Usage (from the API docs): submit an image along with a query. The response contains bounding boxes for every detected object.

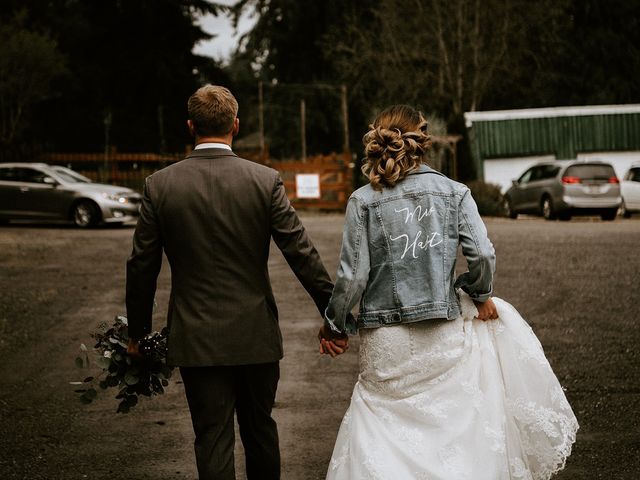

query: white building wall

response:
[483,156,555,193]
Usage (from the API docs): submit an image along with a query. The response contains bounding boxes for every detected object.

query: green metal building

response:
[464,105,640,191]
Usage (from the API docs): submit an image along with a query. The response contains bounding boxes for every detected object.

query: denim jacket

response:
[325,164,495,335]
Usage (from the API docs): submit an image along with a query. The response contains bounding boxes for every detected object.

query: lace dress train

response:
[326,293,578,480]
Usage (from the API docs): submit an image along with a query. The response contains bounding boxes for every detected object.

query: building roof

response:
[465,104,640,127]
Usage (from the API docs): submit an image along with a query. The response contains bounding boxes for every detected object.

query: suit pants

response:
[180,362,280,480]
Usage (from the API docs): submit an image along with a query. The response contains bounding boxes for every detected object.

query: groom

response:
[125,85,347,479]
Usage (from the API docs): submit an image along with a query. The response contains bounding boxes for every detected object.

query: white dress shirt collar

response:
[194,142,232,151]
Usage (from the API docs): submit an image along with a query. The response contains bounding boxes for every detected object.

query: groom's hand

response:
[127,338,143,358]
[320,337,348,357]
[318,325,349,358]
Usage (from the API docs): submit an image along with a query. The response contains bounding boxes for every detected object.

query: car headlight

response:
[102,192,130,203]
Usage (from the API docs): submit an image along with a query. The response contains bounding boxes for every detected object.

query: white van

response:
[621,163,640,218]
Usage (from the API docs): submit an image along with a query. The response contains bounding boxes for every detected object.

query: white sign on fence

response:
[295,174,321,199]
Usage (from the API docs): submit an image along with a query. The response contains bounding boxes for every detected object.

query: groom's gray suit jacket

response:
[126,147,334,367]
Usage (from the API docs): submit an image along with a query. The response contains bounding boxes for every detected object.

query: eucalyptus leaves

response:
[71,315,174,413]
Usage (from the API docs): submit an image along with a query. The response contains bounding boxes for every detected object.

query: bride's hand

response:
[318,325,349,357]
[473,298,498,320]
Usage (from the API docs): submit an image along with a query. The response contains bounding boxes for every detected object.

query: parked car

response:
[620,163,640,218]
[0,163,141,227]
[503,160,621,221]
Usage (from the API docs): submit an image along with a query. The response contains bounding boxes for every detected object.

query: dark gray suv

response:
[504,160,621,221]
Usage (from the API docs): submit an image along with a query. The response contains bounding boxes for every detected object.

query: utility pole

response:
[300,98,306,162]
[103,108,112,183]
[157,104,167,168]
[258,81,265,161]
[340,84,349,154]
[258,81,348,160]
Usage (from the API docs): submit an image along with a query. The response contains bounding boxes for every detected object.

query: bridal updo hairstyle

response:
[362,105,432,190]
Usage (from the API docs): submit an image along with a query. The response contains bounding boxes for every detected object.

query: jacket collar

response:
[408,163,445,177]
[185,147,238,160]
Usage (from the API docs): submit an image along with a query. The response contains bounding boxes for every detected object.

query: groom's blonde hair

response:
[188,85,238,137]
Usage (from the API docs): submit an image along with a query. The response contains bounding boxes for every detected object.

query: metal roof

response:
[464,104,640,127]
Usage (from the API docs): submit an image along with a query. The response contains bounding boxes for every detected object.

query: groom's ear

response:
[232,117,240,137]
[187,119,195,137]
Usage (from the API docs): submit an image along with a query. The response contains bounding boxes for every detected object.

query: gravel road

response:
[0,215,638,479]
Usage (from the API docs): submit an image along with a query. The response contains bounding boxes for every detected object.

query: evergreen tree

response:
[0,0,227,153]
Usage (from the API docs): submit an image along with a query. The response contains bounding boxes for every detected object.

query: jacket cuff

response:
[324,307,344,335]
[467,288,492,303]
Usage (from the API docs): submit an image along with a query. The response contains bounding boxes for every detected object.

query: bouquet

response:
[71,315,174,413]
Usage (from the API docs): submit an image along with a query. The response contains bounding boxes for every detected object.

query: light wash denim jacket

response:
[325,164,496,335]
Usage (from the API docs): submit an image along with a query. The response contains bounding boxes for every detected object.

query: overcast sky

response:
[193,4,256,62]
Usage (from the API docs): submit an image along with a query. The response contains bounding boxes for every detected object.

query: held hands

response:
[318,324,349,358]
[473,297,499,320]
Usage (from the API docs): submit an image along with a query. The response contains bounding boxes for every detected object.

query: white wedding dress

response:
[326,293,578,480]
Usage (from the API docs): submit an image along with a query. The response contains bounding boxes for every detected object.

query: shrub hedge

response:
[466,180,505,217]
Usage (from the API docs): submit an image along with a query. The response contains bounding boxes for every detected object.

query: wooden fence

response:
[39,150,354,211]
[267,153,353,210]
[42,151,183,191]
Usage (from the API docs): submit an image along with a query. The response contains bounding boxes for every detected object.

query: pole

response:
[340,84,349,154]
[103,108,112,183]
[157,104,166,154]
[157,104,167,168]
[258,81,265,161]
[300,98,306,162]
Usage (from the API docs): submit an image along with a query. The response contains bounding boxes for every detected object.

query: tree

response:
[226,0,374,158]
[553,0,640,106]
[0,0,228,153]
[325,0,568,118]
[0,12,66,147]
[315,0,571,179]
[228,0,569,160]
[225,0,640,177]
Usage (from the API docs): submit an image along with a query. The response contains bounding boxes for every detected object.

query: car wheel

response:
[620,201,631,218]
[600,209,617,221]
[504,198,517,219]
[541,196,556,220]
[73,201,100,227]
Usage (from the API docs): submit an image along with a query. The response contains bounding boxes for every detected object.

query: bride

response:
[317,105,578,479]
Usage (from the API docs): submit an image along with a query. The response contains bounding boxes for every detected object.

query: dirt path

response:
[0,216,639,479]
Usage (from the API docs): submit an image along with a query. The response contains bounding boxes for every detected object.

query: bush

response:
[467,180,505,217]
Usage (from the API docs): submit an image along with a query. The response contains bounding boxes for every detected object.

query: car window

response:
[541,165,560,180]
[518,169,533,184]
[0,167,17,181]
[529,167,544,182]
[629,168,640,182]
[564,164,615,180]
[527,165,557,182]
[13,168,48,183]
[52,166,91,183]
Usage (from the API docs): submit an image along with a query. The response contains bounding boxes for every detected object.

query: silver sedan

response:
[0,163,141,227]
